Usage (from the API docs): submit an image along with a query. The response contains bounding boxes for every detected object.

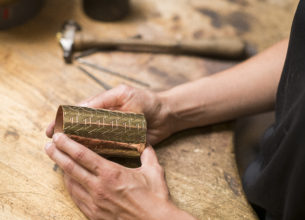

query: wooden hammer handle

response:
[74,34,246,59]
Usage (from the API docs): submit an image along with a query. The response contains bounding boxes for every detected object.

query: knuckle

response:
[55,133,68,146]
[93,187,105,201]
[100,169,111,179]
[46,144,55,158]
[119,84,135,96]
[97,192,111,202]
[92,184,112,202]
[63,161,74,174]
[103,169,123,185]
[92,164,101,175]
[74,149,85,161]
[81,175,92,187]
[113,169,123,182]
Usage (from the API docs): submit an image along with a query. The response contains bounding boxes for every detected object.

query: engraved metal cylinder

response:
[54,105,147,158]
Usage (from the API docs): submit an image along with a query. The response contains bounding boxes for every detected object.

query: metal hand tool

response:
[77,65,112,90]
[58,20,247,63]
[77,58,150,87]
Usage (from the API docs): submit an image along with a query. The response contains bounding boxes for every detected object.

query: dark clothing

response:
[242,1,305,219]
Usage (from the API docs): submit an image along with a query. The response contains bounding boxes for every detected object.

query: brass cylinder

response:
[54,105,147,158]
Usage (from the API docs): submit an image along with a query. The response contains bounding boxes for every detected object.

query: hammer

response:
[58,20,247,63]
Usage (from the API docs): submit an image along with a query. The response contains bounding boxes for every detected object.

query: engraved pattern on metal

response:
[61,105,147,144]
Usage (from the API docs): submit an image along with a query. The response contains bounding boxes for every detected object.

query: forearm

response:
[159,39,288,132]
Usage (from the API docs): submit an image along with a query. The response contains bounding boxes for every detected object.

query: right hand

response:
[46,84,174,145]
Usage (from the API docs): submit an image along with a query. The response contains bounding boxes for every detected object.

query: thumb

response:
[141,145,159,167]
[46,120,55,138]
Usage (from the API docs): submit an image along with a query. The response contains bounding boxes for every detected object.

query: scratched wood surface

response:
[0,0,298,219]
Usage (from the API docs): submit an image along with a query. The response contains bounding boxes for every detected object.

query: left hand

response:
[46,85,176,146]
[45,133,191,220]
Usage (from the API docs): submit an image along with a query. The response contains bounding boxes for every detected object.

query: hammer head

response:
[59,20,81,63]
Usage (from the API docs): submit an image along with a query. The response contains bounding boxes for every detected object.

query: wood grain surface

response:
[0,0,298,219]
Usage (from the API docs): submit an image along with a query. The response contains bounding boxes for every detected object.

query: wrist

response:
[157,90,180,135]
[158,79,211,133]
[155,200,197,220]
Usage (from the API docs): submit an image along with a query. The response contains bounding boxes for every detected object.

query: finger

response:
[78,97,95,107]
[69,190,92,219]
[83,85,128,109]
[45,142,95,188]
[53,133,113,174]
[140,146,168,197]
[140,145,160,167]
[46,121,55,138]
[74,199,92,219]
[64,174,106,220]
[64,174,92,205]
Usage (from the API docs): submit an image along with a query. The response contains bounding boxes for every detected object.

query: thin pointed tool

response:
[77,65,112,90]
[77,58,150,88]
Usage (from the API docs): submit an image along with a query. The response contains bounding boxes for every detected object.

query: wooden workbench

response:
[0,0,298,219]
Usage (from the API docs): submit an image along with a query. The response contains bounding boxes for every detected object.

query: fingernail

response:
[45,142,52,152]
[79,102,89,107]
[52,133,61,142]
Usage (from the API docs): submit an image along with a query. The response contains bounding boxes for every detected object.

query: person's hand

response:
[46,84,174,145]
[45,133,195,220]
